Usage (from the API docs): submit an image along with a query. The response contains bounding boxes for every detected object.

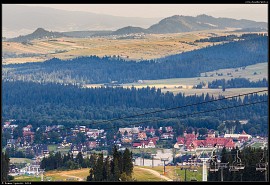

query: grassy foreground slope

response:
[12,166,203,181]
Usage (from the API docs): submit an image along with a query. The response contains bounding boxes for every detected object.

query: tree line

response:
[208,78,268,89]
[40,151,93,171]
[195,33,266,43]
[39,146,134,181]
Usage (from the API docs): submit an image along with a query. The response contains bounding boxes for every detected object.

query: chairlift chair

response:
[235,163,245,170]
[234,150,245,170]
[256,152,267,172]
[256,163,267,172]
[229,165,239,172]
[209,155,219,172]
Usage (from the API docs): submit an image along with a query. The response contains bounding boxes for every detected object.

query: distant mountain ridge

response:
[3,4,160,38]
[7,14,268,41]
[114,14,267,35]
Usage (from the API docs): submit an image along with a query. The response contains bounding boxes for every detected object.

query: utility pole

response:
[219,163,229,182]
[202,158,208,181]
[142,148,144,166]
[161,158,169,175]
[151,154,156,168]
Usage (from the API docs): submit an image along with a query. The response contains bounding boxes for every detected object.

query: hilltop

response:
[8,28,67,42]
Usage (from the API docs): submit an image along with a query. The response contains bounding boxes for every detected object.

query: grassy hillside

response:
[2,29,241,64]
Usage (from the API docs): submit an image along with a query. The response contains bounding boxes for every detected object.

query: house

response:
[224,130,252,141]
[160,133,174,140]
[87,130,99,139]
[121,137,133,144]
[71,144,87,156]
[132,138,156,148]
[23,127,31,132]
[207,130,216,138]
[176,137,185,146]
[86,129,105,139]
[60,139,71,147]
[224,139,235,149]
[184,133,197,141]
[119,127,140,136]
[137,132,147,140]
[165,126,173,132]
[7,139,16,148]
[147,138,157,148]
[79,126,86,133]
[86,141,97,149]
[32,144,49,157]
[23,131,35,144]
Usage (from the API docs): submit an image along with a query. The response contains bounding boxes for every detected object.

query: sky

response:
[20,4,268,22]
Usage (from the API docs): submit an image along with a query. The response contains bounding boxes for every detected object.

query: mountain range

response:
[116,14,267,35]
[7,13,267,42]
[2,4,160,38]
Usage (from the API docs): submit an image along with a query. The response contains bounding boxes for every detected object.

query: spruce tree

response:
[1,152,10,182]
[123,148,133,176]
[93,153,104,181]
[113,158,120,181]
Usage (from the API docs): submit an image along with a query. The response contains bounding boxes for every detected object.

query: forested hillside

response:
[3,34,267,84]
[2,81,268,135]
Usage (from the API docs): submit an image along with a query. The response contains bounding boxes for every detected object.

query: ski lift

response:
[209,147,219,172]
[209,155,219,172]
[234,150,245,170]
[229,150,244,172]
[256,152,267,172]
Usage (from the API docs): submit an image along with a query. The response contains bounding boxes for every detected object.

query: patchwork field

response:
[3,29,242,64]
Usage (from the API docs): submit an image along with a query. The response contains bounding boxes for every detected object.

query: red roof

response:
[185,134,196,139]
[148,139,156,145]
[133,143,141,147]
[225,141,235,148]
[177,137,184,142]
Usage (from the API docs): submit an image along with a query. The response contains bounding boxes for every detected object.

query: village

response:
[2,119,267,177]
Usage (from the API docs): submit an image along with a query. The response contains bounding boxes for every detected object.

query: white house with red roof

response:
[132,138,156,148]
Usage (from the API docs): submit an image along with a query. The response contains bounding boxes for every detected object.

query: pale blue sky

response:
[19,4,268,22]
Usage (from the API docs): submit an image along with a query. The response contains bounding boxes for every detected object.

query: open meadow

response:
[3,29,241,64]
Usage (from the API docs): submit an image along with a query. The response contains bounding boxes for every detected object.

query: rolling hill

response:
[114,14,267,35]
[8,28,67,42]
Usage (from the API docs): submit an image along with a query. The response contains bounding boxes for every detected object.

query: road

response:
[136,167,173,181]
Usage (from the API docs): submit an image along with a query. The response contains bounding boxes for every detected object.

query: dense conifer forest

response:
[2,81,268,136]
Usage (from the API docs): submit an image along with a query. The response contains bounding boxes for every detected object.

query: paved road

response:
[136,167,173,181]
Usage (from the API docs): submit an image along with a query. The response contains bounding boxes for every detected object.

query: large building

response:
[224,130,252,142]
